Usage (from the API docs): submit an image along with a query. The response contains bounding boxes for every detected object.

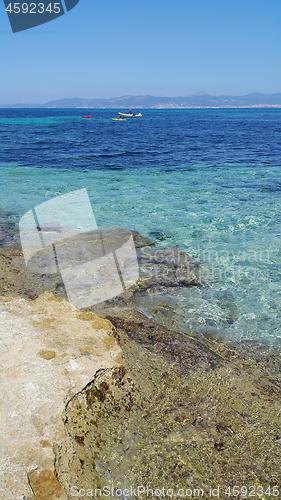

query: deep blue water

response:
[1,108,281,346]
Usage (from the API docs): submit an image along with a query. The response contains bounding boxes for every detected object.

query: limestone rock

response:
[0,292,121,500]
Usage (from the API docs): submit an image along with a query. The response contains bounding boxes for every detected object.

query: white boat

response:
[118,112,142,118]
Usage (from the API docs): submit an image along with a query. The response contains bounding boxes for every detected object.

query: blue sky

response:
[0,0,281,103]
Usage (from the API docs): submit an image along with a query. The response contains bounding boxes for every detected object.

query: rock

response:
[0,292,122,500]
[136,244,200,290]
[0,219,19,248]
[55,308,281,493]
[2,227,281,495]
[0,228,200,302]
[28,469,66,500]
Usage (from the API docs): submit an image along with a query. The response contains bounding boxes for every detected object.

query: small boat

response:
[112,117,126,121]
[81,115,93,118]
[118,112,142,118]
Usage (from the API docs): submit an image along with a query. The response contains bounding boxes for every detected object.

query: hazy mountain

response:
[1,93,281,108]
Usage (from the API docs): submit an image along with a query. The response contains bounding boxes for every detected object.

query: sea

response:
[0,108,281,347]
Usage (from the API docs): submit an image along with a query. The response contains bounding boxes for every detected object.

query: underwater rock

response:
[55,308,281,495]
[0,228,200,302]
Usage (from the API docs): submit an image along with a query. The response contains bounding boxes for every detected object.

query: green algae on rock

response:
[55,311,281,498]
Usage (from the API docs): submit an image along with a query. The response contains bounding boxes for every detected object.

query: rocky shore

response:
[0,292,122,500]
[1,224,281,499]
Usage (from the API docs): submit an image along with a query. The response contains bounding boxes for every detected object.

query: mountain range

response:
[1,92,281,109]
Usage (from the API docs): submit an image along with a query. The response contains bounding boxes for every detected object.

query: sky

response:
[0,0,281,104]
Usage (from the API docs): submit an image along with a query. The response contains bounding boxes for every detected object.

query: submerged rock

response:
[0,228,200,302]
[55,309,281,496]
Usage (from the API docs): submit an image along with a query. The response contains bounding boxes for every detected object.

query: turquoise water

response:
[1,108,281,345]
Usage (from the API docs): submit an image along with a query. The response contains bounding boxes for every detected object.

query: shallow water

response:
[0,108,281,346]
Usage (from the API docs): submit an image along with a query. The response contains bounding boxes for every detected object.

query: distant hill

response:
[1,93,281,109]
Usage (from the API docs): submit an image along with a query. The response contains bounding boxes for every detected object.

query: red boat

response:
[81,115,93,118]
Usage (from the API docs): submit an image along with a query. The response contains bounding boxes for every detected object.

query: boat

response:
[112,118,126,121]
[81,115,93,118]
[118,112,142,118]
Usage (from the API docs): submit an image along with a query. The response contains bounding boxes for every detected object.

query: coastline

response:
[1,224,281,497]
[1,105,281,109]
